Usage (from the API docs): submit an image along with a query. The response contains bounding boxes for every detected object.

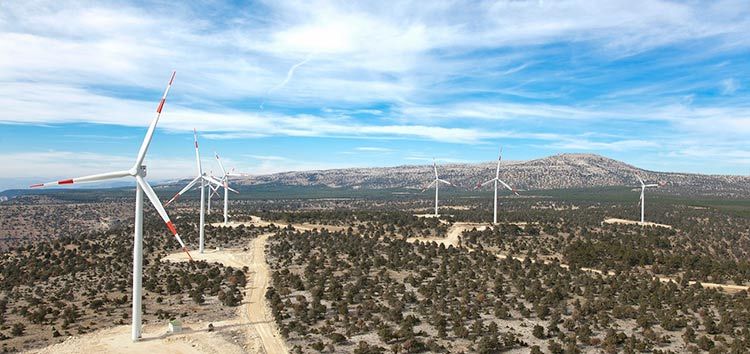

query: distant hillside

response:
[5,154,748,200]
[226,154,750,198]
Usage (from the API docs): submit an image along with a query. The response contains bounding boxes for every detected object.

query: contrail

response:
[260,53,313,110]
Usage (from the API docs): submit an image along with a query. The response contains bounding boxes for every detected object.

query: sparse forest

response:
[1,186,749,353]
[0,196,261,352]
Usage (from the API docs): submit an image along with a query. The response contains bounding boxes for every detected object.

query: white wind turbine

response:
[214,153,240,225]
[636,175,659,223]
[30,71,190,342]
[164,129,223,253]
[422,159,452,216]
[207,172,218,214]
[478,147,518,225]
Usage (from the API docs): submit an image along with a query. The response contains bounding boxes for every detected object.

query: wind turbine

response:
[164,129,223,253]
[214,153,239,225]
[205,170,220,215]
[207,173,218,215]
[30,71,190,342]
[422,159,452,216]
[478,147,518,224]
[636,175,659,223]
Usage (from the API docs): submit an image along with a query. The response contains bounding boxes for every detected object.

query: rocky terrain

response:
[224,154,750,198]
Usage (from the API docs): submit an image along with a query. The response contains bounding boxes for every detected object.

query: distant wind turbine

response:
[478,147,518,224]
[164,129,223,253]
[422,159,452,216]
[636,175,659,223]
[206,170,219,215]
[214,153,240,225]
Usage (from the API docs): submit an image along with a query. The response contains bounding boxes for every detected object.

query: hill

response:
[227,153,750,198]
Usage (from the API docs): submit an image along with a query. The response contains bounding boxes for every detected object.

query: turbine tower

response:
[636,175,659,223]
[164,129,223,253]
[208,177,218,214]
[422,159,452,216]
[206,170,218,215]
[30,71,190,342]
[478,147,518,224]
[214,153,239,225]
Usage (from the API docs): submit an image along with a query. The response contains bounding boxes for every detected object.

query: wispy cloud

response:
[355,147,393,152]
[721,78,740,95]
[0,151,193,181]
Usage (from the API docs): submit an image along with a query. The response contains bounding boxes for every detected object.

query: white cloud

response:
[546,139,660,152]
[0,151,194,181]
[1,0,749,176]
[355,147,392,152]
[721,78,740,95]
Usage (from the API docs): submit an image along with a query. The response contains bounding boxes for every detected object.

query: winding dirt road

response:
[36,229,288,354]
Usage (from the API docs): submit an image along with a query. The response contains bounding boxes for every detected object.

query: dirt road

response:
[164,233,288,354]
[33,230,287,354]
[603,218,672,229]
[213,216,347,233]
[244,233,287,354]
[407,222,487,247]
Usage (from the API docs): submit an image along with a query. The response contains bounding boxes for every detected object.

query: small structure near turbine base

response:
[168,320,182,334]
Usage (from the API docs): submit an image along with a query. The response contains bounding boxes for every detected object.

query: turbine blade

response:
[193,128,202,175]
[497,179,518,195]
[30,170,131,188]
[165,175,202,207]
[202,175,223,188]
[205,175,224,186]
[133,71,176,169]
[215,152,227,177]
[433,159,438,179]
[635,174,644,186]
[438,179,452,186]
[481,178,496,187]
[421,180,436,193]
[495,145,502,178]
[135,175,193,261]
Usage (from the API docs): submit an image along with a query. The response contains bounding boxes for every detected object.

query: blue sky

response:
[1,0,749,190]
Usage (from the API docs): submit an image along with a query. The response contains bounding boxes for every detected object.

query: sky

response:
[1,0,749,190]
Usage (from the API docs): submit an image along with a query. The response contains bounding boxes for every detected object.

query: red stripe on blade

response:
[156,99,166,113]
[165,195,179,206]
[169,71,176,85]
[58,179,74,185]
[29,183,43,188]
[166,221,177,235]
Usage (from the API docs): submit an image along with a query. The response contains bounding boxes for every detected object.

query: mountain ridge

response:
[225,153,750,197]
